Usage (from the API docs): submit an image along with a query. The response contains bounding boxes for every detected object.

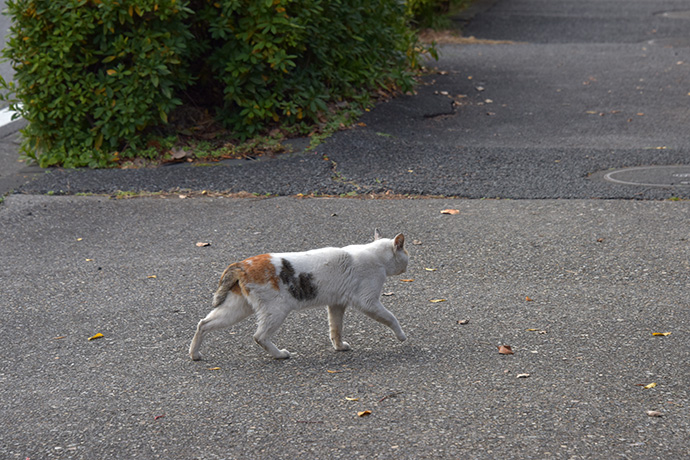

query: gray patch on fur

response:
[279,258,318,301]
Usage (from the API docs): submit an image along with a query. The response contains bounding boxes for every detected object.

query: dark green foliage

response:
[408,0,468,29]
[1,0,193,167]
[0,0,431,167]
[190,0,423,137]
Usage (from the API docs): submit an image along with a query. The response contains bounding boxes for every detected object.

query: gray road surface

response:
[2,195,689,459]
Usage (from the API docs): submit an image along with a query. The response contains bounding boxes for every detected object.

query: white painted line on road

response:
[0,105,22,127]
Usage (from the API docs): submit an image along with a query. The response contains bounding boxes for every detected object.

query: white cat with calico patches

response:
[189,229,409,360]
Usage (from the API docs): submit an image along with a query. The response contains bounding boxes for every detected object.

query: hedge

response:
[0,0,432,168]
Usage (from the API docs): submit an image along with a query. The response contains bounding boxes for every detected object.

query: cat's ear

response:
[393,233,405,251]
[374,228,382,240]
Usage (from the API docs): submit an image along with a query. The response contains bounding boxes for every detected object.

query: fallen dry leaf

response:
[327,370,342,374]
[53,336,66,340]
[498,345,514,355]
[646,410,663,417]
[412,240,423,245]
[382,292,394,296]
[196,242,211,247]
[457,319,470,325]
[430,299,447,303]
[424,268,437,272]
[441,209,460,215]
[154,414,165,420]
[400,279,414,282]
[208,367,221,370]
[643,382,657,390]
[345,397,359,401]
[87,333,104,341]
[147,275,157,279]
[516,373,530,379]
[652,332,671,336]
[171,147,188,160]
[525,296,534,301]
[357,410,372,417]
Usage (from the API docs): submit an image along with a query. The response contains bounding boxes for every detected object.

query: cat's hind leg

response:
[253,308,291,359]
[189,294,253,360]
[359,300,407,342]
[328,304,351,351]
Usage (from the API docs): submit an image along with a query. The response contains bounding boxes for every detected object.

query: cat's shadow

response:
[247,341,430,375]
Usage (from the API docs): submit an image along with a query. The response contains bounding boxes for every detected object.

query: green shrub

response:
[190,0,425,137]
[1,0,193,167]
[408,0,471,29]
[1,0,432,168]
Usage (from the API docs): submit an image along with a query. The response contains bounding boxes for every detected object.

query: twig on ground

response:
[378,391,404,403]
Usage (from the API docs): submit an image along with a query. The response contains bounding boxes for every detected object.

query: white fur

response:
[189,231,408,360]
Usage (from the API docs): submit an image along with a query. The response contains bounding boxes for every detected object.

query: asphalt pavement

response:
[1,0,689,459]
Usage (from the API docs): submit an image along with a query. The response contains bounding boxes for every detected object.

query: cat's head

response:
[375,229,409,276]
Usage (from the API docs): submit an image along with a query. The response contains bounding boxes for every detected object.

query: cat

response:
[189,229,409,360]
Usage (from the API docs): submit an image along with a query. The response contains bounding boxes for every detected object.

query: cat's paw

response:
[190,351,203,361]
[335,341,351,351]
[274,349,291,359]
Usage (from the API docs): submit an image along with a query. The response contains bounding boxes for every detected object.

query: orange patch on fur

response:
[240,254,279,290]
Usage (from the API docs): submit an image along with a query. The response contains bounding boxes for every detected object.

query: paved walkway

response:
[1,1,689,459]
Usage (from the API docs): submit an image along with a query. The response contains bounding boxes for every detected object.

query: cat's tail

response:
[213,263,243,308]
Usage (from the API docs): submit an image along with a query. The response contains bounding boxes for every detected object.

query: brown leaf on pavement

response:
[498,345,514,355]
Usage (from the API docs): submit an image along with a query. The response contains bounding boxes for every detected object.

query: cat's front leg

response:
[328,304,351,351]
[359,300,407,342]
